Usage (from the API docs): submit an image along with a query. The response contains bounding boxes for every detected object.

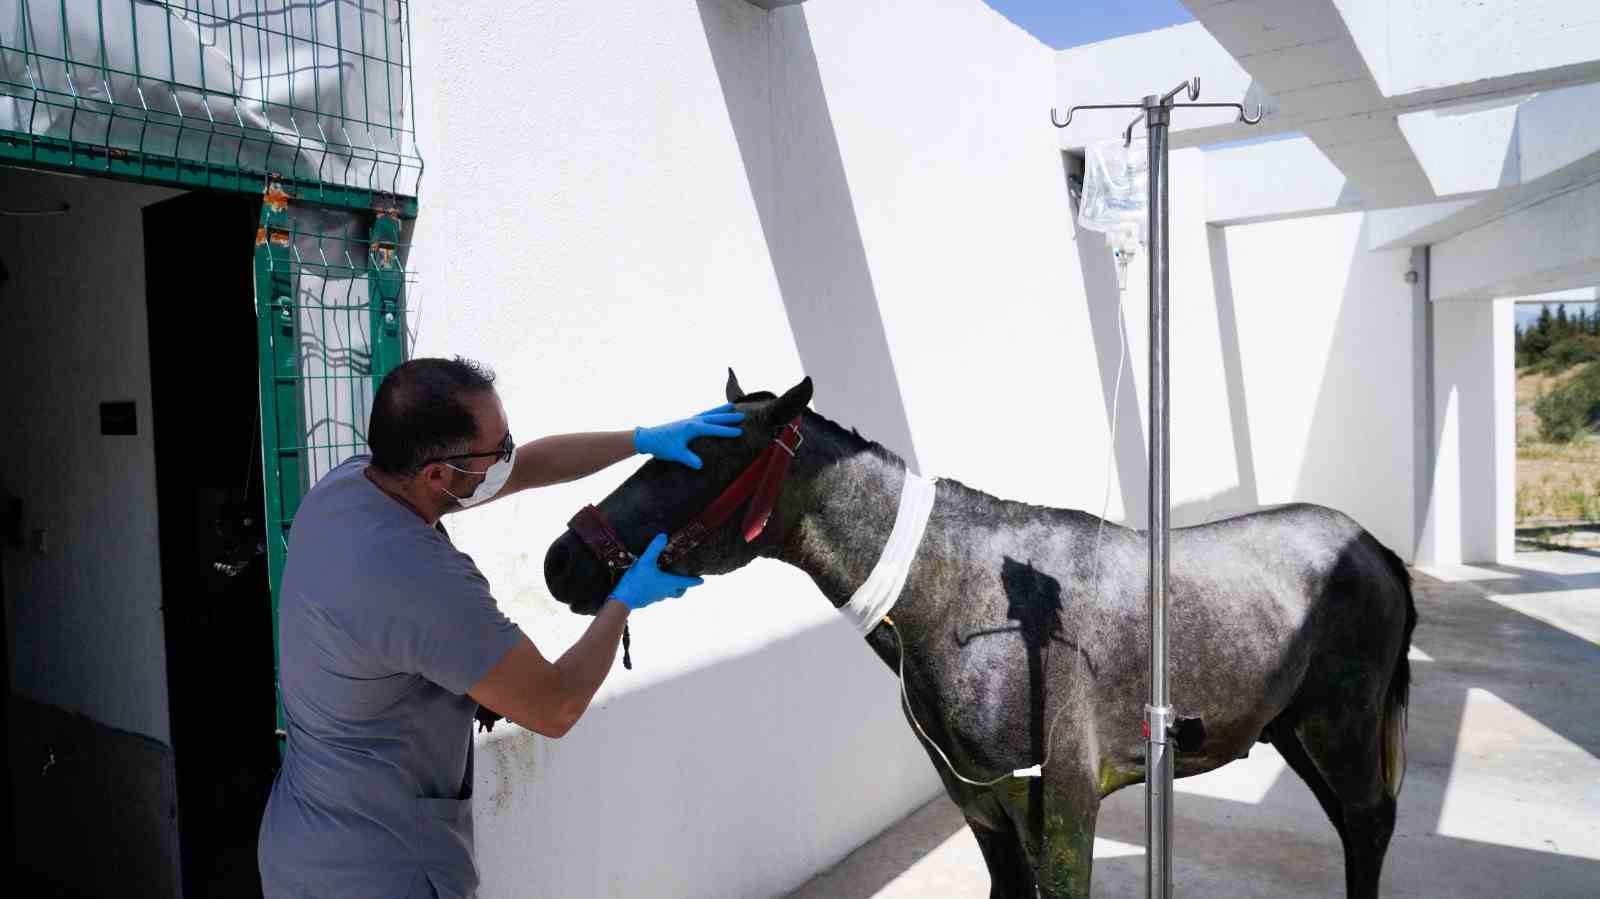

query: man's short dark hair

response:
[368,357,498,477]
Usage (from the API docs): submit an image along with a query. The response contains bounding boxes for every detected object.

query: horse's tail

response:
[1375,540,1418,798]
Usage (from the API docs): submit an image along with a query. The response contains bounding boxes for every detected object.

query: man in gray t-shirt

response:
[258,357,743,898]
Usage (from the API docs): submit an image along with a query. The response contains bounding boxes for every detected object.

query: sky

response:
[981,0,1195,49]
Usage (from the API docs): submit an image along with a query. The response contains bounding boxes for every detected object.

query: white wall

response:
[1215,211,1418,556]
[407,2,960,896]
[794,0,1124,516]
[407,1,1427,895]
[0,169,177,742]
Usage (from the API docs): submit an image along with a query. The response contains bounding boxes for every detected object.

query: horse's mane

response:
[798,406,903,467]
[797,405,1107,527]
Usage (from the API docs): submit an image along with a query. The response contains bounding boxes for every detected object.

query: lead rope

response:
[888,295,1125,786]
[607,558,633,669]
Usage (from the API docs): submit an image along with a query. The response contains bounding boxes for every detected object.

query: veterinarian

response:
[257,356,743,898]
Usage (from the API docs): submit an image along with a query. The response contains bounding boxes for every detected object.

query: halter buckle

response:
[776,421,804,457]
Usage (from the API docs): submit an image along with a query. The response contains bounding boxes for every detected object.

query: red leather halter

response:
[568,416,805,578]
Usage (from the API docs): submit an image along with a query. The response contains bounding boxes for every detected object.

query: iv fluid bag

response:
[1079,137,1148,253]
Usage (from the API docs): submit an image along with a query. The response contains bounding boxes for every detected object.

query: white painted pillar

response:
[1493,298,1516,563]
[1418,298,1515,564]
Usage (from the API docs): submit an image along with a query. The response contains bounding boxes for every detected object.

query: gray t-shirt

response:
[258,455,524,899]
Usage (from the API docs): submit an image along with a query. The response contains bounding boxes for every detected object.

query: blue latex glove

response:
[609,534,705,611]
[634,403,745,470]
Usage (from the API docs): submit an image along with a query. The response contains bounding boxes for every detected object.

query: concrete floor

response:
[787,551,1600,898]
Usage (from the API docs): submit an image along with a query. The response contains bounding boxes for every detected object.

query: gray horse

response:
[543,373,1416,899]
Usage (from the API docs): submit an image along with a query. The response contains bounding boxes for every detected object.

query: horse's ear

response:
[770,376,813,421]
[725,368,745,403]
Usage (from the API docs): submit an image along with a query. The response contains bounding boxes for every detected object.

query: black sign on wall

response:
[100,401,138,436]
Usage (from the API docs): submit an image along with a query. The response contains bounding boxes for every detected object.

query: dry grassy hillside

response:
[1517,365,1600,546]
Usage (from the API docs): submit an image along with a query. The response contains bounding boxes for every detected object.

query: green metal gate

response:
[2,0,422,737]
[254,179,413,733]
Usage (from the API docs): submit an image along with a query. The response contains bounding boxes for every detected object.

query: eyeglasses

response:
[428,432,514,467]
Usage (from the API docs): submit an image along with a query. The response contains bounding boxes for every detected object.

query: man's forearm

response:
[508,430,635,492]
[552,600,630,726]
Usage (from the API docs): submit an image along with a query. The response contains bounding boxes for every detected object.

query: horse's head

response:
[543,370,814,614]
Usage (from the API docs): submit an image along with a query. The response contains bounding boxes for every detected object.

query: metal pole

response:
[1051,78,1259,899]
[1143,93,1174,899]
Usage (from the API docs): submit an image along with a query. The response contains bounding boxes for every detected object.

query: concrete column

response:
[1494,299,1517,562]
[1418,297,1516,564]
[1412,248,1435,561]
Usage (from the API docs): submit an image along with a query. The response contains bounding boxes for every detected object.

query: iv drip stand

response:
[1051,78,1261,899]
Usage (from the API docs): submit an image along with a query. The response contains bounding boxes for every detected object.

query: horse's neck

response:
[772,422,913,611]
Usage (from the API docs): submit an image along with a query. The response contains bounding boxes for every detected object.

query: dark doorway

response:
[145,191,279,897]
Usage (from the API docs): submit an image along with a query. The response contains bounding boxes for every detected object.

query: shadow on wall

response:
[702,0,1273,532]
[696,0,921,471]
[472,609,939,899]
[1205,226,1261,516]
[1073,164,1260,530]
[1162,225,1264,529]
[1291,217,1415,556]
[1072,177,1148,526]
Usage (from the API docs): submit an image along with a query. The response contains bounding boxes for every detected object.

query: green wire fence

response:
[1,0,423,212]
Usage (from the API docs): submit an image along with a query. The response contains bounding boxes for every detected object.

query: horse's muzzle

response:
[543,530,609,615]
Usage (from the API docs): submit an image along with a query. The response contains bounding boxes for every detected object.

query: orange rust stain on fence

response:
[263,181,291,213]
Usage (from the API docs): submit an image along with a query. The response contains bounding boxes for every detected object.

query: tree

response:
[1523,327,1552,363]
[1535,362,1600,442]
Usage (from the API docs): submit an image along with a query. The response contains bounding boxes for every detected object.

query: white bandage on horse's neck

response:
[840,469,937,635]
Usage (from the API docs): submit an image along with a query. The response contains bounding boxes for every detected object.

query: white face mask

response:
[443,455,513,508]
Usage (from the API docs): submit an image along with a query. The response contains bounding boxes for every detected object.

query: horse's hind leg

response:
[1284,712,1397,899]
[1268,723,1347,843]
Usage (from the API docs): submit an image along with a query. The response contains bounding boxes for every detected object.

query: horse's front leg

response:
[1037,790,1098,899]
[1001,762,1100,899]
